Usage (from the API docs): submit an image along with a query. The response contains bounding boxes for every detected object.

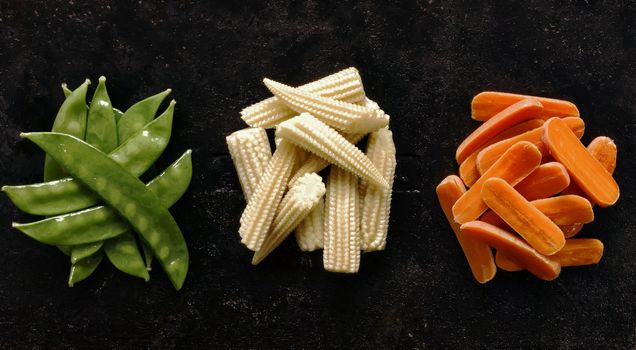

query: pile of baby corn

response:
[437,92,619,283]
[227,68,396,272]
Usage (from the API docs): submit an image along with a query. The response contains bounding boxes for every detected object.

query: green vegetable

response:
[13,150,192,246]
[118,89,171,142]
[70,242,102,263]
[21,132,190,289]
[104,232,150,281]
[2,102,175,216]
[85,76,118,153]
[68,252,103,287]
[44,80,90,181]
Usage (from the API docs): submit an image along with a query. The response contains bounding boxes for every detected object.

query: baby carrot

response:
[456,99,543,164]
[460,221,561,280]
[561,136,618,237]
[436,175,496,283]
[531,195,594,225]
[453,141,541,224]
[480,210,510,231]
[495,251,523,272]
[543,118,620,207]
[459,119,545,187]
[476,117,584,174]
[481,177,565,255]
[514,162,570,201]
[551,239,604,266]
[471,91,579,122]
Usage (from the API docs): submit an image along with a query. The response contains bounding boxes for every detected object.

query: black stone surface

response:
[1,1,635,348]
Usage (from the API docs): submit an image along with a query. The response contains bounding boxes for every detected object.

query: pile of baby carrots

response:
[437,91,619,282]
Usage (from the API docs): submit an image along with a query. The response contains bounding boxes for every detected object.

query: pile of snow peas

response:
[2,77,192,290]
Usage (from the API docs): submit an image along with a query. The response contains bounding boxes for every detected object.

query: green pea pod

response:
[70,242,103,263]
[2,101,176,216]
[68,251,103,287]
[104,231,150,281]
[118,89,171,142]
[63,82,123,122]
[44,80,90,181]
[86,76,118,153]
[12,150,192,246]
[142,242,153,270]
[23,132,189,290]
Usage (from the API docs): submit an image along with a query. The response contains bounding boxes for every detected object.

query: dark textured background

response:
[1,0,635,348]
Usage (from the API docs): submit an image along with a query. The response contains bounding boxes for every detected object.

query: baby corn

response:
[295,197,325,251]
[264,78,389,134]
[252,173,325,264]
[226,128,272,201]
[323,166,361,273]
[277,113,388,188]
[241,67,366,128]
[239,140,298,251]
[360,128,396,251]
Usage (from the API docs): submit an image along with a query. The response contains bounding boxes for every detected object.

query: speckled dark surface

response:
[1,1,635,348]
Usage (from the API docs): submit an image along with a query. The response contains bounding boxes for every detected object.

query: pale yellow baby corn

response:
[323,166,361,273]
[226,128,272,201]
[276,113,389,189]
[239,140,298,251]
[263,78,389,134]
[252,173,326,264]
[288,132,365,187]
[241,67,366,128]
[360,128,396,251]
[295,196,325,251]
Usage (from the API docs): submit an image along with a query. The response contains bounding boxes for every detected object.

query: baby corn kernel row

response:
[228,67,397,273]
[437,91,619,283]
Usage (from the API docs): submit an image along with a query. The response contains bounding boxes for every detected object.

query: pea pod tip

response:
[98,76,106,83]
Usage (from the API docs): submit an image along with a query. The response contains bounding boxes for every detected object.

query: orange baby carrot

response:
[497,238,603,272]
[476,117,584,174]
[471,91,579,122]
[495,251,523,272]
[436,175,496,283]
[456,99,543,164]
[550,239,604,266]
[480,195,592,230]
[561,136,618,237]
[543,118,620,207]
[459,119,545,187]
[515,162,570,201]
[452,141,542,224]
[460,221,561,280]
[481,177,565,255]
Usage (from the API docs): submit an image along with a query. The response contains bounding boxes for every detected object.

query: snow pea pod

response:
[23,132,189,290]
[118,89,171,142]
[85,76,118,153]
[12,150,192,246]
[104,231,150,281]
[71,242,102,263]
[68,251,103,287]
[2,101,176,215]
[64,83,124,121]
[44,79,90,181]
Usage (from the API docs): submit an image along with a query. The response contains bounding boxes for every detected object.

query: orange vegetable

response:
[460,221,561,280]
[561,136,618,237]
[481,177,565,255]
[476,117,584,174]
[455,99,543,164]
[452,141,542,224]
[471,91,579,122]
[543,118,620,207]
[515,162,570,201]
[497,238,603,273]
[459,119,544,187]
[436,175,496,283]
[495,251,523,272]
[551,239,604,266]
[531,195,594,225]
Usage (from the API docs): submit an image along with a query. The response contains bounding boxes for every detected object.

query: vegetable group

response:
[2,78,192,289]
[230,67,397,272]
[437,91,619,282]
